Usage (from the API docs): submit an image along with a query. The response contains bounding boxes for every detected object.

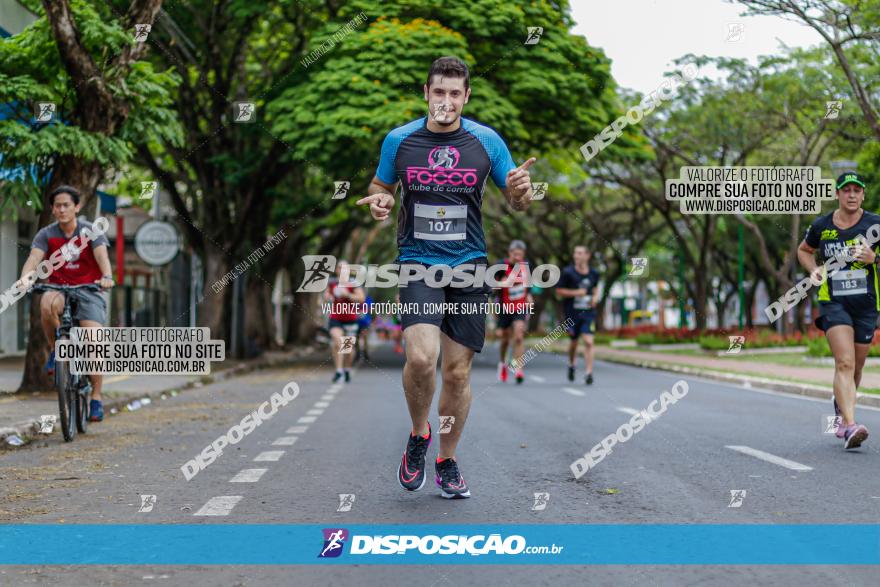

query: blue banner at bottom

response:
[0,525,878,564]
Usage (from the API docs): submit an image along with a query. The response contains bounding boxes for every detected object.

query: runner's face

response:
[837,183,864,212]
[51,193,80,224]
[424,76,469,126]
[574,248,590,264]
[509,248,525,263]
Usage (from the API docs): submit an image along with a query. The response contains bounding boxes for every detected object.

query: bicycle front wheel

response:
[55,355,75,442]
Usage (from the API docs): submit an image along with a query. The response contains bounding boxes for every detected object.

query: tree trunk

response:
[244,274,276,352]
[200,249,231,342]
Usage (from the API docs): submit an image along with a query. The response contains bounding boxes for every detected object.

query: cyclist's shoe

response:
[435,457,471,499]
[498,362,508,383]
[515,369,524,384]
[844,424,869,450]
[46,351,55,376]
[88,399,104,422]
[344,370,351,383]
[332,371,342,383]
[567,365,575,382]
[586,373,594,386]
[397,423,431,491]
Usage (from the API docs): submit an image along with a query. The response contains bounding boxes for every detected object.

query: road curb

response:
[597,352,880,409]
[0,345,322,448]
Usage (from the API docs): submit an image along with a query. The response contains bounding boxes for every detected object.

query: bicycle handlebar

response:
[30,283,103,294]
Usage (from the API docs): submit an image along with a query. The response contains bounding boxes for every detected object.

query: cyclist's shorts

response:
[398,257,491,352]
[70,288,107,324]
[496,312,528,330]
[815,301,877,344]
[567,311,596,339]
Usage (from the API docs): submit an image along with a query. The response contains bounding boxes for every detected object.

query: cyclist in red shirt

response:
[495,240,533,384]
[15,186,114,421]
[325,261,365,383]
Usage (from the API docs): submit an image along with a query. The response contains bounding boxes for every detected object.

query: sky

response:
[570,0,825,93]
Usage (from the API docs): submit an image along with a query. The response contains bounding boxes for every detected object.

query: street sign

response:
[134,220,180,266]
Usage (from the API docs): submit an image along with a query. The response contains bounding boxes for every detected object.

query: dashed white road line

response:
[562,387,586,397]
[286,426,308,434]
[194,496,242,516]
[530,375,546,383]
[230,468,268,482]
[298,416,317,424]
[725,445,813,472]
[253,451,285,462]
[306,409,324,416]
[272,436,298,446]
[320,395,335,401]
[314,401,330,408]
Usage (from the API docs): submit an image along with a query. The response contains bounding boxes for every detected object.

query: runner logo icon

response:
[297,255,336,292]
[319,528,349,558]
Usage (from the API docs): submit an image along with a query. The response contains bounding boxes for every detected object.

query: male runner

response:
[557,245,601,385]
[357,56,535,498]
[325,261,365,383]
[799,172,876,449]
[496,239,533,384]
[16,186,114,421]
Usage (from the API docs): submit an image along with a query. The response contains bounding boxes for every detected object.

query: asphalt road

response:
[1,338,879,586]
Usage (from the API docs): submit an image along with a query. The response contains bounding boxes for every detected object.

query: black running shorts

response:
[398,257,491,352]
[815,301,877,344]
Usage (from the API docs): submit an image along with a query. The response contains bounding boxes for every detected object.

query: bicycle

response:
[30,283,102,442]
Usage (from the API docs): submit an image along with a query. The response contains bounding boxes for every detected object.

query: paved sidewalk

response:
[0,346,321,447]
[596,346,880,408]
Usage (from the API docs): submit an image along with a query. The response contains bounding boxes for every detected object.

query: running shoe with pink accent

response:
[498,362,508,383]
[844,424,869,450]
[435,457,471,499]
[397,423,431,491]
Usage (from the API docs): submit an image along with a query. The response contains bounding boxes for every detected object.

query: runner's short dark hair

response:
[48,185,81,206]
[427,56,469,90]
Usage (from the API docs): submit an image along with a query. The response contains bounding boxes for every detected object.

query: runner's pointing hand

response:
[357,193,394,221]
[506,157,537,200]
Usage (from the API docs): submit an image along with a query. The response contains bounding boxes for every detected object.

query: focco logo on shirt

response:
[406,146,478,187]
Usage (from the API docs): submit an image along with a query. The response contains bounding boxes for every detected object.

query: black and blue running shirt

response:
[375,117,517,266]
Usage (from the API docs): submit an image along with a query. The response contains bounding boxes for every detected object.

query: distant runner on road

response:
[799,172,875,449]
[495,239,533,384]
[556,245,601,385]
[357,56,536,499]
[325,261,365,383]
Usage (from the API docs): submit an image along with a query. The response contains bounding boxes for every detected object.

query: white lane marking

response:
[562,387,586,397]
[306,409,324,416]
[725,446,813,471]
[286,426,308,434]
[194,496,242,516]
[298,416,317,424]
[617,407,655,421]
[314,401,330,408]
[530,375,546,383]
[230,468,268,482]
[320,395,334,401]
[273,436,298,446]
[327,387,341,394]
[254,451,285,462]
